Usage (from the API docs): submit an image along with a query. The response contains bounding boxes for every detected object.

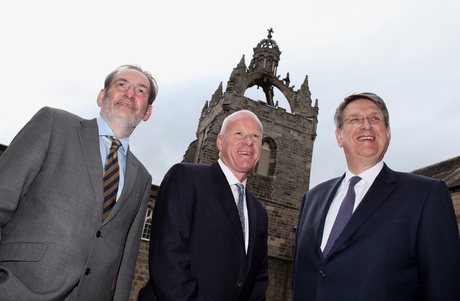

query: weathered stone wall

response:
[129,240,150,301]
[129,186,158,301]
[265,257,293,301]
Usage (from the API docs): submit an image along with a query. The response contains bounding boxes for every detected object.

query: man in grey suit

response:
[138,110,269,301]
[0,64,158,300]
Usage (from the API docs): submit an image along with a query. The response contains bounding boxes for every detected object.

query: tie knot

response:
[235,183,244,195]
[107,136,121,150]
[349,176,361,187]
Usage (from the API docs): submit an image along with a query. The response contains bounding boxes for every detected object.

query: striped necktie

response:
[103,136,121,220]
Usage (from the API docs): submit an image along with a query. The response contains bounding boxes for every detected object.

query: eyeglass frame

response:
[342,115,384,127]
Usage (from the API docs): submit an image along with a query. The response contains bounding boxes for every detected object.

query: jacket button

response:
[96,231,102,238]
[319,270,326,277]
[85,268,91,275]
[237,281,243,287]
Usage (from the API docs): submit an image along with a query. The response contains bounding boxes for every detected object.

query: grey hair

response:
[334,92,390,129]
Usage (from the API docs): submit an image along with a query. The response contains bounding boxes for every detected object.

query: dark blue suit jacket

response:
[139,162,268,301]
[292,164,460,301]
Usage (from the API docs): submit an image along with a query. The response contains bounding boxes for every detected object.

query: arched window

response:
[257,142,271,176]
[256,138,277,177]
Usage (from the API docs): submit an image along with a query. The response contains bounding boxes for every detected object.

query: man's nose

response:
[243,135,254,145]
[124,86,135,100]
[362,117,372,129]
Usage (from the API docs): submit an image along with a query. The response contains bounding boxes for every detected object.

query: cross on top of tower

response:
[267,28,274,39]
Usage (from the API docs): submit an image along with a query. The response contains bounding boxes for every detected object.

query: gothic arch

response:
[256,137,277,178]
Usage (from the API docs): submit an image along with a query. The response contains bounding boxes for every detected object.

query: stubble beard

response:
[100,95,145,135]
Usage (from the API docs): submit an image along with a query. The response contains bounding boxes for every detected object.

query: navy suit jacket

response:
[292,164,460,301]
[139,162,268,301]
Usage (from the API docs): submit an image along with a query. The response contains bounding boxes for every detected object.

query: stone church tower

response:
[182,29,319,300]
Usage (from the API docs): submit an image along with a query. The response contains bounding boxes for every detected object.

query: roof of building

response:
[412,156,460,188]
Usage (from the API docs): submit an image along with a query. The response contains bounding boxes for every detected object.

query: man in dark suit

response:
[138,110,269,301]
[292,92,460,301]
[0,64,158,300]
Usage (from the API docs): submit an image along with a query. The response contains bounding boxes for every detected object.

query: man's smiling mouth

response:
[238,151,253,155]
[358,136,375,141]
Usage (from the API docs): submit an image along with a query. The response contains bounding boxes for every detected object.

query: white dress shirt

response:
[320,161,384,251]
[218,159,249,253]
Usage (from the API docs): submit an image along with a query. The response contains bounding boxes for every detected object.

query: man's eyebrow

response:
[115,77,149,89]
[137,83,149,90]
[114,78,128,84]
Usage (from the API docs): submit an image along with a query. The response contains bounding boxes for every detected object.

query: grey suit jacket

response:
[0,107,151,301]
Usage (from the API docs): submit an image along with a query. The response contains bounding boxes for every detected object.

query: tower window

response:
[257,142,271,176]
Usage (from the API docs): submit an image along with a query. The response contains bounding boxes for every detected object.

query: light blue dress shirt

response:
[97,116,129,200]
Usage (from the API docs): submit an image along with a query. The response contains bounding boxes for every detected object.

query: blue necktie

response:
[323,176,361,257]
[102,136,121,221]
[235,184,245,239]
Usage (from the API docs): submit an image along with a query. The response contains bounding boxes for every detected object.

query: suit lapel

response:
[245,193,259,271]
[77,119,141,223]
[329,164,397,256]
[78,119,105,220]
[211,162,245,248]
[315,178,342,256]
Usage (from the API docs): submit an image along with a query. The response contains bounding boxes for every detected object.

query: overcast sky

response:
[1,0,459,189]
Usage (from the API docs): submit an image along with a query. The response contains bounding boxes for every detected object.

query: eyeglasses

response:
[343,115,383,127]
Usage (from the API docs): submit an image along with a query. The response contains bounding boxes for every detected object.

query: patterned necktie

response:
[323,176,361,257]
[102,136,121,221]
[235,184,245,239]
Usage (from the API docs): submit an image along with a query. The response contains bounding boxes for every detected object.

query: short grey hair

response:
[334,92,390,129]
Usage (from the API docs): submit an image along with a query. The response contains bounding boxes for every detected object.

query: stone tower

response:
[182,29,319,300]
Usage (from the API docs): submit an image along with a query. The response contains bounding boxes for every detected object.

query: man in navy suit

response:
[139,110,268,301]
[292,92,460,301]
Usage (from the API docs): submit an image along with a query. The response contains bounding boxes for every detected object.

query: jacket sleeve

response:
[0,107,53,299]
[0,107,52,233]
[417,179,460,301]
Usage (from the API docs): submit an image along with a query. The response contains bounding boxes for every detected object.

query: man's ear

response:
[97,89,105,107]
[216,133,223,151]
[142,105,153,122]
[335,128,343,148]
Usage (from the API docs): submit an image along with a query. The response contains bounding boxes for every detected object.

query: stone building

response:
[130,29,319,301]
[2,31,459,301]
[412,156,460,235]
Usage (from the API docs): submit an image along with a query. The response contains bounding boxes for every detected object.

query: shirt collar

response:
[218,159,247,187]
[345,161,384,186]
[97,116,129,155]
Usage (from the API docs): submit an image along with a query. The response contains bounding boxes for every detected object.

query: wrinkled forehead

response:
[113,68,150,89]
[344,99,382,115]
[230,115,262,132]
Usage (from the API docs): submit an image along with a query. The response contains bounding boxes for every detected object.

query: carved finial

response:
[267,28,274,39]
